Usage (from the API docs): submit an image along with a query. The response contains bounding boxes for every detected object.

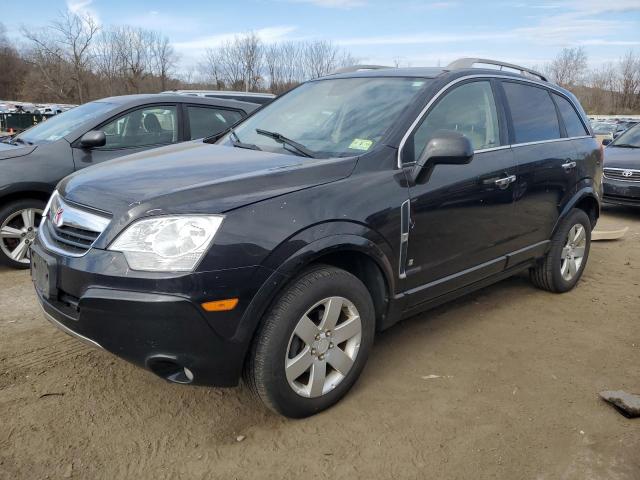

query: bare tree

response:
[150,33,178,91]
[547,47,588,89]
[94,29,122,96]
[618,50,640,112]
[112,26,154,93]
[0,23,29,100]
[21,10,99,103]
[200,47,225,89]
[237,32,262,91]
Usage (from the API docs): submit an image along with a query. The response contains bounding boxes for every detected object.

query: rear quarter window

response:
[503,82,560,144]
[552,93,588,138]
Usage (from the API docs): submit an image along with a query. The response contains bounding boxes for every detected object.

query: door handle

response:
[494,174,517,189]
[562,161,577,172]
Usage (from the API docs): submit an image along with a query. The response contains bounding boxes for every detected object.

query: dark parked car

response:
[31,58,602,417]
[0,94,258,268]
[603,123,640,206]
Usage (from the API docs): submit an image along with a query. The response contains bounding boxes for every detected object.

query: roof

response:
[324,67,446,80]
[161,90,276,98]
[95,94,260,111]
[321,64,551,84]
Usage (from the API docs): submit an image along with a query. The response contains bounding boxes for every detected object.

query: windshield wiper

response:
[229,128,262,151]
[11,137,33,146]
[255,129,317,158]
[611,143,639,148]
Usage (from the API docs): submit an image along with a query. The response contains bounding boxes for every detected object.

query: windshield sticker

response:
[349,138,373,151]
[412,81,425,87]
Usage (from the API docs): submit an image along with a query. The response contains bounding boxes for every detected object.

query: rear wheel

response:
[530,208,591,293]
[245,265,375,418]
[0,199,45,269]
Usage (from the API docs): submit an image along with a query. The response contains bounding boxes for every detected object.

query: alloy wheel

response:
[0,208,43,264]
[285,296,362,398]
[560,223,586,281]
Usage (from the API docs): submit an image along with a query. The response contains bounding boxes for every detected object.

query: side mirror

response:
[412,131,474,184]
[601,138,612,146]
[79,130,106,149]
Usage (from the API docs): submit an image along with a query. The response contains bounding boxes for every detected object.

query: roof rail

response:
[446,58,548,82]
[330,65,392,75]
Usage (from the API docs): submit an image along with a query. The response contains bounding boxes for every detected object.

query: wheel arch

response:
[0,183,54,208]
[235,232,400,372]
[556,186,600,233]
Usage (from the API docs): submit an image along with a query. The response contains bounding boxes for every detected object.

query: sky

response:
[6,0,640,73]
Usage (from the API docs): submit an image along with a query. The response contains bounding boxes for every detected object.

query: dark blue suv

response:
[31,58,602,417]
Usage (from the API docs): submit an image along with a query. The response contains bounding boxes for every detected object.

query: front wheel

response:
[530,208,592,293]
[0,199,45,269]
[245,265,375,418]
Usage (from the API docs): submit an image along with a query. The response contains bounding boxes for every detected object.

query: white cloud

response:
[66,0,100,23]
[289,0,367,8]
[66,0,92,13]
[336,32,515,47]
[426,2,460,8]
[567,0,640,15]
[173,26,298,52]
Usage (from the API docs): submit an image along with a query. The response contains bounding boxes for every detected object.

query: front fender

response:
[230,229,398,366]
[262,222,396,286]
[0,181,55,205]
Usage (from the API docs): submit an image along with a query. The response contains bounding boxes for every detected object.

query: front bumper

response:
[603,177,640,206]
[31,240,275,387]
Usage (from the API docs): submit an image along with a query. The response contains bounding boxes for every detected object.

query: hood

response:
[0,142,37,160]
[603,146,640,169]
[59,141,356,219]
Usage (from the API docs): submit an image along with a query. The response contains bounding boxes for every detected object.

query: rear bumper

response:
[31,240,276,387]
[603,177,640,206]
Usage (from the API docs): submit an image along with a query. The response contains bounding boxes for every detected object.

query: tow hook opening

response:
[147,356,194,384]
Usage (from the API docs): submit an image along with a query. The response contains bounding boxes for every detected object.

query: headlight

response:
[109,215,224,272]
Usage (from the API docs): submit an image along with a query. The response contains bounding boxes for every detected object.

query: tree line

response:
[544,47,640,115]
[1,11,639,114]
[0,11,355,104]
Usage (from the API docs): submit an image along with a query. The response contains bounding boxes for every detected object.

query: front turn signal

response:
[201,298,239,312]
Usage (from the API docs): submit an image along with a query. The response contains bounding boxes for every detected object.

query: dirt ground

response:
[0,205,638,480]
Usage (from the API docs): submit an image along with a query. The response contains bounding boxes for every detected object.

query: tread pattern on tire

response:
[245,264,371,416]
[529,208,591,293]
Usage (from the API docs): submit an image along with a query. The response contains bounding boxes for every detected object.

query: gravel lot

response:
[1,205,638,480]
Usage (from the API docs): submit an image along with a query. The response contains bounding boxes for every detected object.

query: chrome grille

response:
[604,168,640,182]
[39,192,111,256]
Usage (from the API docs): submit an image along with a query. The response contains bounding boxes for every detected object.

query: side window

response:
[100,105,178,149]
[187,106,243,140]
[406,81,500,163]
[503,82,560,144]
[552,93,588,138]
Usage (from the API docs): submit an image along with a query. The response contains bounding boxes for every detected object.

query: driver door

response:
[72,104,180,169]
[401,79,519,306]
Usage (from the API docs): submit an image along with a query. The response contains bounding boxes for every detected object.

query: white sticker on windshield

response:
[349,138,373,151]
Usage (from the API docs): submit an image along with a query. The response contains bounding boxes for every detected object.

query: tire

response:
[0,199,45,269]
[245,265,375,418]
[530,208,591,293]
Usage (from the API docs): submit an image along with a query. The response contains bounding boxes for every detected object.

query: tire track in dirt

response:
[0,333,91,387]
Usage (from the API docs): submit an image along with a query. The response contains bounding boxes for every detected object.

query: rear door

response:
[551,92,596,190]
[500,81,577,250]
[72,103,181,169]
[402,79,519,305]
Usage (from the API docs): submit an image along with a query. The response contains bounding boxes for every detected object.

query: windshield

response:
[611,124,640,147]
[222,77,430,158]
[16,101,116,144]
